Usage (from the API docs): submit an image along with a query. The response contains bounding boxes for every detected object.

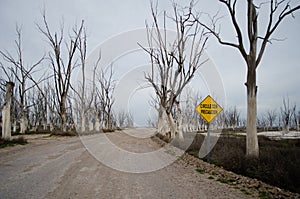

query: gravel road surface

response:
[0,128,252,199]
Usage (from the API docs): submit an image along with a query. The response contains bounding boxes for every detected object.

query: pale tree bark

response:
[196,0,300,157]
[1,82,14,140]
[37,12,84,132]
[140,1,208,138]
[176,101,183,139]
[157,106,169,135]
[149,95,169,135]
[94,114,100,131]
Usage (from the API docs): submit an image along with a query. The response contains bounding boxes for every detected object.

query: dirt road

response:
[0,128,252,199]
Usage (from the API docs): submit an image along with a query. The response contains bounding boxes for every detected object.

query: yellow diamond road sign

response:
[196,95,223,123]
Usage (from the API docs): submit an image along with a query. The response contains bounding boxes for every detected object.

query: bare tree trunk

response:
[43,97,47,130]
[2,82,14,140]
[20,82,27,134]
[167,112,176,139]
[60,95,67,132]
[107,112,111,130]
[88,120,93,131]
[20,116,28,134]
[13,120,17,133]
[95,113,100,132]
[176,101,183,140]
[157,106,169,135]
[81,110,85,132]
[88,111,93,131]
[246,67,259,157]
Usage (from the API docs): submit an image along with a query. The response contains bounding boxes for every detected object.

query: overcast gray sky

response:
[0,0,299,125]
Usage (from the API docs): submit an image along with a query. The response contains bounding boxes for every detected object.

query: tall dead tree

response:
[196,0,300,157]
[37,13,84,132]
[71,27,99,133]
[140,1,208,138]
[0,26,44,134]
[97,65,115,129]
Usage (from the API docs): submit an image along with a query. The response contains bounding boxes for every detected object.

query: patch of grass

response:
[196,168,205,174]
[0,137,28,148]
[208,176,214,180]
[240,188,252,195]
[259,191,269,199]
[50,131,77,136]
[211,171,216,176]
[217,178,229,184]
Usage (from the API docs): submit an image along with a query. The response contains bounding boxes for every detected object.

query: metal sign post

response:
[195,95,223,163]
[207,123,210,163]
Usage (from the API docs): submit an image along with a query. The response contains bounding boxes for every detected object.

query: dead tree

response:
[280,97,296,132]
[97,65,115,129]
[0,26,44,133]
[266,109,277,129]
[140,1,208,138]
[180,89,204,132]
[116,110,127,128]
[224,106,240,130]
[1,82,14,140]
[71,27,99,133]
[37,12,84,132]
[196,0,300,157]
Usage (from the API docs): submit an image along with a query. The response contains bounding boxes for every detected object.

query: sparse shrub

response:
[50,129,77,136]
[0,136,28,148]
[102,128,115,133]
[196,168,205,174]
[155,133,171,143]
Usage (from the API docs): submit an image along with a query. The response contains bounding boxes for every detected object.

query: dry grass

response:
[173,131,300,194]
[187,134,300,193]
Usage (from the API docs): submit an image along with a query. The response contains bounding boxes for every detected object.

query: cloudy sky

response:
[0,0,299,126]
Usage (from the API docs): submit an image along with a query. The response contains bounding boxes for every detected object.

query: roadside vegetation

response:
[0,136,27,148]
[172,131,300,194]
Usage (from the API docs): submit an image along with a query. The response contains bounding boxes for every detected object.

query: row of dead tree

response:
[0,12,134,140]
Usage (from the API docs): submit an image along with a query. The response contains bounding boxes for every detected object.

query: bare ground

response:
[0,128,272,198]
